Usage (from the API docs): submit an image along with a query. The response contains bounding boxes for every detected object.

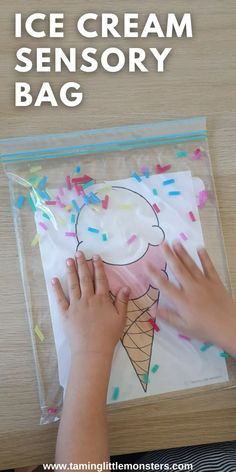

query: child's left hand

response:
[51,251,130,360]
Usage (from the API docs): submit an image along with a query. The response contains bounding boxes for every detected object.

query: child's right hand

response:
[147,241,236,357]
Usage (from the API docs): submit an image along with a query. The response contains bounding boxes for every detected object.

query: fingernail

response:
[51,278,57,285]
[123,287,130,296]
[173,239,181,248]
[76,251,83,259]
[93,254,100,261]
[66,258,73,267]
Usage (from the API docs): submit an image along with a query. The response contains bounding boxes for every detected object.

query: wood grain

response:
[1,0,236,469]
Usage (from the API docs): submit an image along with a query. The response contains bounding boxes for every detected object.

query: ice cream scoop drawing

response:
[76,186,167,392]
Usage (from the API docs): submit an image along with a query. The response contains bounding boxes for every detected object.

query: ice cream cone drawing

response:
[76,185,167,392]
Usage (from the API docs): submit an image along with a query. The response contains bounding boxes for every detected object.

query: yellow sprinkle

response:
[90,205,102,213]
[118,204,133,210]
[30,165,42,173]
[97,186,112,194]
[56,215,66,225]
[34,325,45,342]
[64,204,72,212]
[31,233,41,247]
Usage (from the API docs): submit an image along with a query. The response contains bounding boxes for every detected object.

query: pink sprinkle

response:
[65,232,76,237]
[178,334,191,341]
[198,190,208,209]
[156,164,172,174]
[45,200,57,206]
[153,203,160,214]
[180,232,188,241]
[59,186,64,196]
[74,183,80,196]
[102,195,109,209]
[148,318,160,332]
[48,407,58,414]
[56,196,65,208]
[127,234,137,245]
[192,148,202,160]
[71,175,93,184]
[66,175,72,190]
[189,211,196,222]
[39,222,48,231]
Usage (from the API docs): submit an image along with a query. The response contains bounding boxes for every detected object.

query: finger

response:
[172,240,203,280]
[93,255,110,295]
[197,247,220,281]
[157,306,186,332]
[114,287,130,320]
[51,277,69,313]
[76,251,94,297]
[66,258,81,300]
[161,241,190,285]
[147,263,182,303]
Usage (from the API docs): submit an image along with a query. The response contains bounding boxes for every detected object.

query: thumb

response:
[115,287,130,319]
[157,306,185,332]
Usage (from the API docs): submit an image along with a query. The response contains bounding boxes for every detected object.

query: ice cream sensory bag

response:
[2,117,235,424]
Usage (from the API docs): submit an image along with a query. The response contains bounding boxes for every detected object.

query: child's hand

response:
[147,241,236,356]
[52,251,130,359]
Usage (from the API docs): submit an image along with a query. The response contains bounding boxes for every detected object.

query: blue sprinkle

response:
[200,343,213,352]
[144,168,150,178]
[111,387,120,402]
[36,189,49,199]
[168,191,181,196]
[71,200,80,213]
[89,192,101,204]
[88,227,99,234]
[132,172,142,183]
[83,196,90,205]
[39,176,47,189]
[75,165,81,173]
[16,195,25,209]
[176,151,188,158]
[163,179,175,186]
[220,352,231,359]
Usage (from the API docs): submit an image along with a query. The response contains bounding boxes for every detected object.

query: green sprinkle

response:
[102,233,108,241]
[34,325,45,342]
[176,151,188,158]
[143,373,150,385]
[42,212,50,220]
[71,214,76,224]
[82,180,95,189]
[111,387,120,401]
[151,364,160,374]
[28,194,36,212]
[220,352,231,359]
[152,188,158,196]
[200,343,213,352]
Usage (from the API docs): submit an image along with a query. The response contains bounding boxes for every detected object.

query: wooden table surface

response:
[1,0,236,469]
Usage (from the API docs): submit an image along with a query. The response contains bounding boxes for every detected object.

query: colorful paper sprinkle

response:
[34,325,45,342]
[88,227,99,234]
[16,195,25,209]
[65,232,76,237]
[56,196,65,208]
[178,334,191,341]
[75,165,81,173]
[168,191,181,196]
[102,195,109,209]
[151,364,160,374]
[102,233,108,241]
[83,195,90,205]
[198,190,208,209]
[152,188,158,196]
[59,186,64,196]
[65,175,72,190]
[42,212,50,220]
[141,166,150,178]
[200,342,213,352]
[163,179,175,186]
[111,387,120,401]
[192,148,202,160]
[180,232,188,241]
[83,180,96,189]
[176,151,188,158]
[48,407,58,414]
[153,203,160,214]
[30,165,42,173]
[132,172,142,183]
[148,318,160,332]
[72,175,93,184]
[89,192,101,204]
[71,214,76,224]
[220,352,231,359]
[28,194,37,212]
[39,221,48,231]
[189,211,196,222]
[118,204,133,210]
[64,204,72,212]
[31,233,40,247]
[45,200,57,206]
[71,200,80,213]
[97,186,112,194]
[39,176,47,189]
[156,164,171,174]
[143,373,150,385]
[127,234,137,245]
